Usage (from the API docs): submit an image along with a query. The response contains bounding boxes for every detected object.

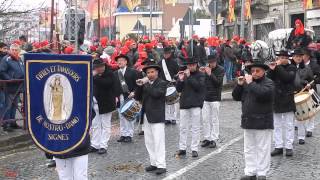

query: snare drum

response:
[166,87,179,105]
[294,92,317,121]
[120,99,141,121]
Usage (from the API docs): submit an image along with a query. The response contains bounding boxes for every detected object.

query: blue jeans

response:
[3,93,19,125]
[0,91,6,122]
[224,60,234,82]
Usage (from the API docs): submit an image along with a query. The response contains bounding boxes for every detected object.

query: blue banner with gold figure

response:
[24,53,92,155]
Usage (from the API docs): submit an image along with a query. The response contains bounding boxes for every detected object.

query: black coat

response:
[295,64,314,91]
[93,67,119,114]
[114,67,139,98]
[204,65,225,102]
[158,57,179,82]
[176,71,206,109]
[286,29,312,49]
[135,78,167,123]
[306,59,320,84]
[267,64,297,113]
[232,76,274,130]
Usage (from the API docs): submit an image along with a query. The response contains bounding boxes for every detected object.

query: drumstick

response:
[298,80,315,94]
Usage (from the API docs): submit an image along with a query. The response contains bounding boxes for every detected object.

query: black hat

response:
[183,57,199,65]
[275,50,290,57]
[246,61,269,71]
[115,54,130,62]
[207,54,218,62]
[142,59,161,73]
[93,58,105,68]
[163,46,173,53]
[302,48,312,56]
[292,48,304,56]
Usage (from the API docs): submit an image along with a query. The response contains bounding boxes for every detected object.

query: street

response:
[1,92,320,180]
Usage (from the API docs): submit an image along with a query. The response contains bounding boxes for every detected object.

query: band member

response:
[135,59,167,175]
[90,59,119,154]
[176,57,206,158]
[292,49,314,145]
[200,54,225,148]
[158,46,179,124]
[54,110,96,180]
[114,54,139,143]
[232,60,274,180]
[302,48,320,138]
[267,50,297,157]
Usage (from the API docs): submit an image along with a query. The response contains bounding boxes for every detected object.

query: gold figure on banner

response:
[50,76,63,121]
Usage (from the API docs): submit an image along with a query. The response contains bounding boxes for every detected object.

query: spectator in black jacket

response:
[286,19,312,50]
[0,42,8,129]
[158,46,179,124]
[267,50,297,157]
[90,59,119,155]
[200,54,225,149]
[232,61,274,180]
[175,57,206,158]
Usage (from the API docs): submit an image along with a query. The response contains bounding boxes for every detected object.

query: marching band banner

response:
[24,53,92,155]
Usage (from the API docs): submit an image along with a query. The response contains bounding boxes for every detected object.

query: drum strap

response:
[162,59,172,82]
[118,70,129,93]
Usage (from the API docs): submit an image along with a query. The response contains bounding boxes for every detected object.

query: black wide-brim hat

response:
[93,58,105,68]
[292,48,304,56]
[115,54,130,62]
[207,54,218,62]
[163,46,173,53]
[246,61,269,71]
[275,50,290,57]
[142,59,162,73]
[183,57,199,65]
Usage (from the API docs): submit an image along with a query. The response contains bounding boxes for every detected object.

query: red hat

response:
[138,44,145,52]
[232,35,240,42]
[40,40,49,48]
[120,46,130,55]
[13,40,21,45]
[143,35,149,40]
[32,42,41,49]
[90,46,97,52]
[139,51,148,59]
[145,43,154,50]
[192,34,199,40]
[64,46,74,54]
[239,38,246,44]
[100,37,108,47]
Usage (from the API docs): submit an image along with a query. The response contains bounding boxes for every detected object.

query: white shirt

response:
[120,66,127,76]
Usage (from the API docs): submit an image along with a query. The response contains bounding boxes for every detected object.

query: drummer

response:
[291,48,314,145]
[199,54,225,149]
[302,48,320,138]
[267,50,297,157]
[158,46,179,125]
[114,54,139,143]
[134,59,167,175]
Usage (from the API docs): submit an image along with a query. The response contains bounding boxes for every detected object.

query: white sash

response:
[162,59,172,82]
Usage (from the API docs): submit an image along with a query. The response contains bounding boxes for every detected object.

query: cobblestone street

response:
[1,92,320,180]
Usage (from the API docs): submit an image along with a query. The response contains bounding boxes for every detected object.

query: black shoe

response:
[295,126,298,130]
[10,123,21,129]
[240,175,257,180]
[306,131,313,137]
[98,148,107,154]
[285,149,293,156]
[201,140,210,147]
[271,148,283,156]
[117,136,126,142]
[124,136,132,143]
[165,120,171,125]
[299,139,305,145]
[46,160,56,168]
[89,146,99,153]
[176,150,186,156]
[257,176,266,180]
[2,125,13,132]
[154,168,167,175]
[171,120,176,125]
[208,141,217,148]
[138,131,144,135]
[145,165,157,172]
[192,151,198,158]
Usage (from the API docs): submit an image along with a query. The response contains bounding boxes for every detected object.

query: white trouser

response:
[179,107,201,151]
[273,112,294,149]
[144,116,166,168]
[297,117,315,140]
[90,102,112,149]
[175,103,180,122]
[55,155,88,180]
[306,118,315,132]
[165,104,176,121]
[244,129,272,177]
[119,95,134,137]
[202,101,220,141]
